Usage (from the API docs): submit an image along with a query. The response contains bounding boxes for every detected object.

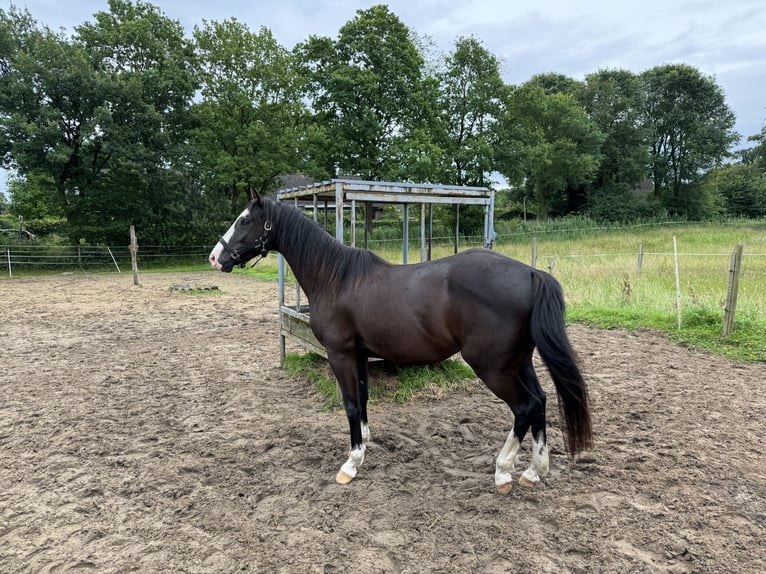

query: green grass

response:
[283,352,477,409]
[507,221,766,362]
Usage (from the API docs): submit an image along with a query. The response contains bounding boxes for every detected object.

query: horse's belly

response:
[359,323,458,366]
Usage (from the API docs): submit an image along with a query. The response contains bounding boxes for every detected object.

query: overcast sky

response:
[3,0,766,194]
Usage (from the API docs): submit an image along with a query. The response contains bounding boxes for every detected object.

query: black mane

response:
[275,202,391,295]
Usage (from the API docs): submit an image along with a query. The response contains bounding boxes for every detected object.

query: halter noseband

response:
[218,219,273,267]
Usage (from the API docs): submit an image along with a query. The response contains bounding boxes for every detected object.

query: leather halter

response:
[218,219,272,267]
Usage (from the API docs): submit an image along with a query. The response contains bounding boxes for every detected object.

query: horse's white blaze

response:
[208,208,249,270]
[495,431,520,487]
[340,445,366,479]
[521,433,549,484]
[361,422,370,443]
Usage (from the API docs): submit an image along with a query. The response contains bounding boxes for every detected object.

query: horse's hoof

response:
[496,482,513,495]
[335,470,354,484]
[518,475,538,488]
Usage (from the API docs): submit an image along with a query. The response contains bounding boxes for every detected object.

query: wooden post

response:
[673,236,681,330]
[722,244,744,338]
[6,247,11,278]
[637,244,644,277]
[548,256,555,275]
[129,225,140,286]
[531,238,538,269]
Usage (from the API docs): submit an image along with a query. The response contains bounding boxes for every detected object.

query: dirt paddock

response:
[1,271,764,573]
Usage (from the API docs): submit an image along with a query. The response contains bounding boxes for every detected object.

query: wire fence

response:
[3,238,763,338]
[0,243,213,275]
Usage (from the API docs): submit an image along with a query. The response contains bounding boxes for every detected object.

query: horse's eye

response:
[241,217,251,226]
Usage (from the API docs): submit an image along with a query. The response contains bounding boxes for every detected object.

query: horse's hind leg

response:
[517,362,549,487]
[483,357,548,494]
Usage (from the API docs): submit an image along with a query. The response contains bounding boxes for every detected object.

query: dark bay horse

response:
[209,193,592,493]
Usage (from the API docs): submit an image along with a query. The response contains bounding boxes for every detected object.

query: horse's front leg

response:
[328,352,366,484]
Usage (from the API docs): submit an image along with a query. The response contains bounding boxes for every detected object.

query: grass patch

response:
[283,352,477,409]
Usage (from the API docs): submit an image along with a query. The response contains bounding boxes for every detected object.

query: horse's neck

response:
[275,208,345,300]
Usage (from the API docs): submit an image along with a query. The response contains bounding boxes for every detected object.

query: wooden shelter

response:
[276,178,495,362]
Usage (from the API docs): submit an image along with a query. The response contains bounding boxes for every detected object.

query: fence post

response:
[722,244,744,338]
[637,244,644,277]
[531,238,538,268]
[6,247,11,278]
[548,256,555,275]
[673,236,682,330]
[129,225,140,286]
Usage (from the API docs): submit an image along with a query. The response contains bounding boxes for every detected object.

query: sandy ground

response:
[0,271,764,573]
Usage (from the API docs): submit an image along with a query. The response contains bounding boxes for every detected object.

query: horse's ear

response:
[249,184,261,204]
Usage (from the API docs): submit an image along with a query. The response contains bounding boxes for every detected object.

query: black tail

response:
[530,271,592,456]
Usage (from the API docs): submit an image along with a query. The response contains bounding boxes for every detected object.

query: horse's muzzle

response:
[209,243,227,272]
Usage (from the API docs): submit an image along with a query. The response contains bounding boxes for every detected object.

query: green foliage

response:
[702,163,766,218]
[295,5,426,180]
[434,36,506,187]
[191,18,323,217]
[641,64,739,216]
[581,69,648,190]
[585,184,665,222]
[7,172,64,219]
[1,1,202,246]
[497,83,605,219]
[3,2,765,249]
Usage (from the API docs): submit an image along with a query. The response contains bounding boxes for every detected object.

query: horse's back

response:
[441,248,537,308]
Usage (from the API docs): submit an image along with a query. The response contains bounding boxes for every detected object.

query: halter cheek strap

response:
[219,220,273,267]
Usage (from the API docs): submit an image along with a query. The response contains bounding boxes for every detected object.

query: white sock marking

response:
[521,433,549,484]
[340,445,366,479]
[495,431,520,487]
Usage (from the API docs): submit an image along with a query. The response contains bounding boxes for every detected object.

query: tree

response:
[7,172,64,219]
[702,162,766,218]
[1,0,201,245]
[0,6,106,229]
[436,36,507,187]
[295,5,426,180]
[497,84,604,219]
[744,122,766,170]
[527,72,584,98]
[73,0,200,244]
[641,64,739,217]
[192,18,324,218]
[582,68,648,190]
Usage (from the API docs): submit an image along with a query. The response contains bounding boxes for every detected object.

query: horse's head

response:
[209,190,278,272]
